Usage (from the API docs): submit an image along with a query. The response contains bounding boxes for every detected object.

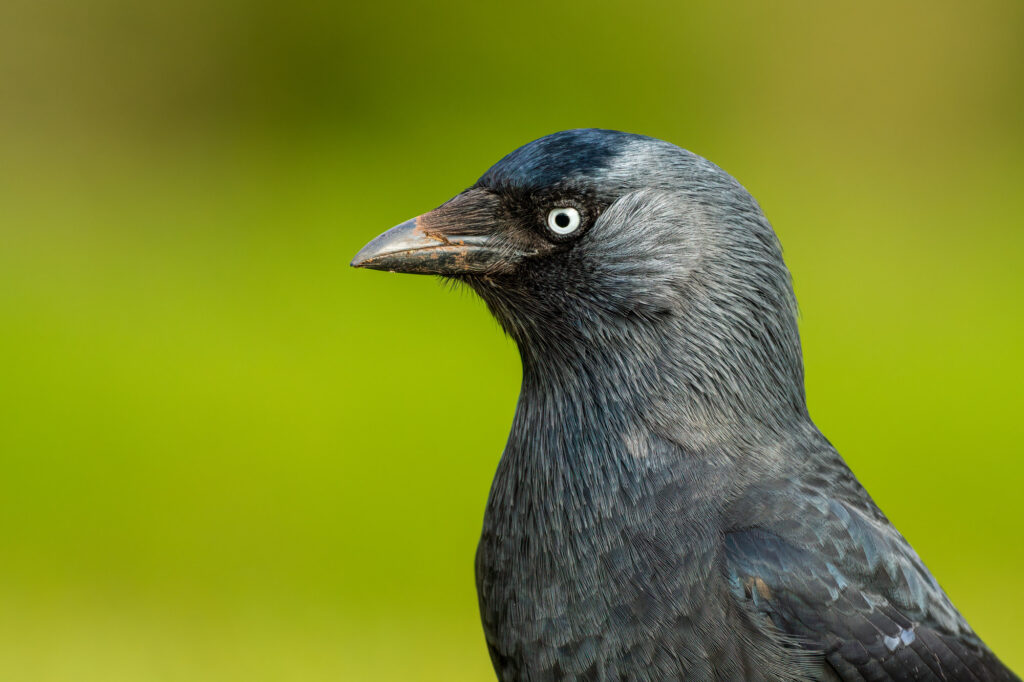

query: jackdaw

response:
[351,129,1019,681]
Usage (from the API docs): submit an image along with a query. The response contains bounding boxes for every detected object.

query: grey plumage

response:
[352,129,1018,681]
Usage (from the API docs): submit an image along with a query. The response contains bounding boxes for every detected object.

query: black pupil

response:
[554,212,571,228]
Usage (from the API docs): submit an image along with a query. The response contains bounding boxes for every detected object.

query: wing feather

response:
[723,479,1018,682]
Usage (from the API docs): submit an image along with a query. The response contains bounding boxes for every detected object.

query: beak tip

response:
[350,218,421,273]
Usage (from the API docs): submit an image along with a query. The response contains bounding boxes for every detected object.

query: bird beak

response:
[351,188,516,275]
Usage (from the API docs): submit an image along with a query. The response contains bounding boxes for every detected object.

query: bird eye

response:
[546,207,581,236]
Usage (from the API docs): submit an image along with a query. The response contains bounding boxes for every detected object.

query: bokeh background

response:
[0,1,1021,679]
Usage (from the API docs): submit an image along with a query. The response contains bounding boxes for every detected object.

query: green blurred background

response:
[0,1,1021,679]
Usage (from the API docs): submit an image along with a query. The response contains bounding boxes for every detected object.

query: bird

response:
[351,129,1019,681]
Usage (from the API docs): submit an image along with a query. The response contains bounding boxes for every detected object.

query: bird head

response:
[353,129,807,428]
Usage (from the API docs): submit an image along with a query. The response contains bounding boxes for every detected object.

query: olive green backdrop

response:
[0,1,1021,679]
